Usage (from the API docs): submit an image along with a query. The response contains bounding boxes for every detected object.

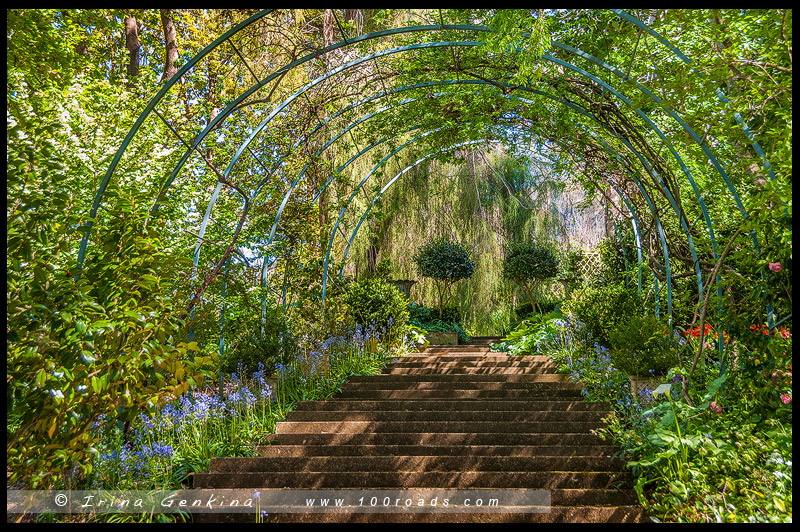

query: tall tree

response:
[160,8,178,82]
[124,12,141,82]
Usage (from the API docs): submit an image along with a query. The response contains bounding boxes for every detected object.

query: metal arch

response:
[244,36,738,306]
[610,9,777,191]
[82,10,775,337]
[542,53,703,300]
[191,35,724,274]
[77,9,275,268]
[313,84,687,325]
[158,28,741,302]
[321,127,447,300]
[337,140,654,293]
[192,40,487,271]
[265,76,706,307]
[86,10,769,272]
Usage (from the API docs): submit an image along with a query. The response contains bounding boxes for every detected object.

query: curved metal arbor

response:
[80,9,780,349]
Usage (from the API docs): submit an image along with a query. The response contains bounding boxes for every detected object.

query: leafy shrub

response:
[342,277,410,344]
[409,302,460,324]
[412,239,475,318]
[562,283,644,345]
[407,302,470,343]
[501,312,566,355]
[7,193,214,488]
[502,242,559,313]
[594,234,638,286]
[515,300,559,317]
[607,315,681,376]
[220,307,297,375]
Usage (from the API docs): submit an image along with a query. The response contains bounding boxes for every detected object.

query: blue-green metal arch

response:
[310,83,692,325]
[79,10,778,337]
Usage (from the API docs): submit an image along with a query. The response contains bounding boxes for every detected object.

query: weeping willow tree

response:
[340,143,584,335]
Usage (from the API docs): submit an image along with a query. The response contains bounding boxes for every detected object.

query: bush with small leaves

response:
[502,242,559,314]
[412,239,476,318]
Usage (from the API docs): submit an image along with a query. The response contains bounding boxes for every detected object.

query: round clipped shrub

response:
[412,239,476,318]
[502,242,559,313]
[562,283,644,346]
[608,315,680,376]
[342,277,410,344]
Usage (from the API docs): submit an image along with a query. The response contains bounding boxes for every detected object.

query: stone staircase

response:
[191,338,649,523]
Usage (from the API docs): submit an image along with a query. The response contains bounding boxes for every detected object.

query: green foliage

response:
[502,242,560,282]
[500,311,565,356]
[562,283,644,346]
[558,248,584,279]
[413,239,476,281]
[408,302,460,325]
[608,316,681,376]
[219,307,297,376]
[7,180,215,488]
[407,302,470,343]
[412,239,476,318]
[502,241,560,313]
[482,9,553,86]
[595,235,635,285]
[342,277,410,344]
[610,381,793,523]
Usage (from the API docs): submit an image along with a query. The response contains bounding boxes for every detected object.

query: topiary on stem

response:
[502,242,559,314]
[412,239,476,319]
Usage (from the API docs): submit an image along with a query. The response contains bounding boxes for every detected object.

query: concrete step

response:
[283,410,611,423]
[348,374,565,383]
[333,389,585,399]
[254,444,620,457]
[405,353,513,358]
[340,380,572,390]
[262,432,609,446]
[384,358,557,367]
[423,346,489,352]
[292,399,611,412]
[257,506,648,523]
[192,470,634,490]
[208,456,628,474]
[273,421,603,434]
[194,505,648,523]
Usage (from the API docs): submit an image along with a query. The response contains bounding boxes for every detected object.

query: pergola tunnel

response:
[7,9,791,523]
[80,10,779,324]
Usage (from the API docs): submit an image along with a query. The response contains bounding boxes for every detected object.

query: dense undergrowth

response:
[493,293,792,523]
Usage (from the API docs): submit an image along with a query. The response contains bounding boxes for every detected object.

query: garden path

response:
[192,338,649,522]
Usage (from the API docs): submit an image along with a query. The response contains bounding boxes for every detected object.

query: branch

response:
[682,228,742,405]
[184,148,250,316]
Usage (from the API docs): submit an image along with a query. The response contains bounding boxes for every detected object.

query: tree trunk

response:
[160,9,179,83]
[366,236,378,277]
[124,14,140,83]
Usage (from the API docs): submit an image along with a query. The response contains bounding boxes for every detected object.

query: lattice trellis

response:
[576,252,603,282]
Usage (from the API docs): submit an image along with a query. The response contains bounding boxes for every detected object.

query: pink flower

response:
[709,401,717,411]
[780,329,791,340]
[780,393,791,404]
[769,262,783,273]
[715,405,723,414]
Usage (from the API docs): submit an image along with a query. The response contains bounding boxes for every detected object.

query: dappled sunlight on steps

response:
[191,337,649,523]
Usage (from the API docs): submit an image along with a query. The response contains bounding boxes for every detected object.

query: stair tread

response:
[195,346,646,522]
